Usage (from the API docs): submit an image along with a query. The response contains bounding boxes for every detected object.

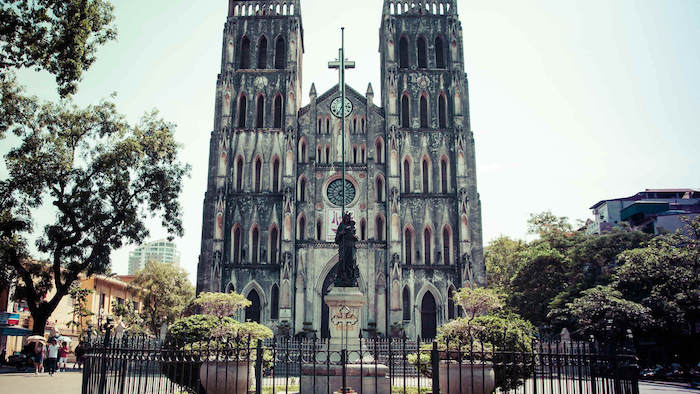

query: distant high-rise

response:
[128,239,181,274]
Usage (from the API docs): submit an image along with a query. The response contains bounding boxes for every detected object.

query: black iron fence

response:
[81,331,639,394]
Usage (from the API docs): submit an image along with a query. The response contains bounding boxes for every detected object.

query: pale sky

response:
[8,0,700,284]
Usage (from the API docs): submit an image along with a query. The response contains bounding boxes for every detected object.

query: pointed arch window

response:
[376,176,384,202]
[361,145,366,163]
[405,227,413,265]
[417,36,427,68]
[245,290,261,323]
[438,94,447,128]
[298,176,306,202]
[239,36,250,69]
[238,96,247,128]
[254,157,262,192]
[272,157,280,192]
[271,285,279,319]
[251,226,260,264]
[352,145,358,164]
[270,226,279,264]
[376,139,384,164]
[317,145,322,163]
[402,287,411,320]
[401,95,410,128]
[443,226,451,265]
[274,36,286,69]
[317,118,322,133]
[256,95,264,128]
[235,156,244,191]
[298,140,307,163]
[298,215,306,240]
[403,158,411,192]
[257,36,268,69]
[361,118,366,133]
[375,215,384,241]
[424,227,432,265]
[399,36,409,69]
[352,117,357,134]
[316,220,322,240]
[440,158,448,193]
[233,226,242,264]
[325,145,330,163]
[420,95,428,128]
[435,36,445,68]
[422,158,430,193]
[273,95,283,128]
[326,118,330,134]
[360,219,366,241]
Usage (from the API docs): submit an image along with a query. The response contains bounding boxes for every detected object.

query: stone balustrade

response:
[386,0,455,16]
[229,0,298,17]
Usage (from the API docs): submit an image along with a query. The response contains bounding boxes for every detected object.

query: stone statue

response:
[334,212,359,287]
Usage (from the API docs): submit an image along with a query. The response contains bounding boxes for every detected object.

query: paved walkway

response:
[0,371,697,394]
[0,370,83,393]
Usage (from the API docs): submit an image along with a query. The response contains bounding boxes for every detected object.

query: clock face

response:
[330,97,353,118]
[326,179,356,206]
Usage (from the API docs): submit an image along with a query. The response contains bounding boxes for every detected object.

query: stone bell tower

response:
[378,0,485,338]
[197,0,304,326]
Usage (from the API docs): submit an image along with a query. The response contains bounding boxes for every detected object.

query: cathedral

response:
[196,0,485,340]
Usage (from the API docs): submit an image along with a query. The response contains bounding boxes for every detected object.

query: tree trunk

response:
[31,310,50,335]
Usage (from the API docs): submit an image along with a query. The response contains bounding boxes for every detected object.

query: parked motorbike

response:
[7,353,34,371]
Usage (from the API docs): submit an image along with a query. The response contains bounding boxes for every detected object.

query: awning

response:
[0,325,32,337]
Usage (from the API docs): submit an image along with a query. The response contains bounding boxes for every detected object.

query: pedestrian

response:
[73,342,84,369]
[32,342,43,375]
[46,339,59,376]
[59,342,69,371]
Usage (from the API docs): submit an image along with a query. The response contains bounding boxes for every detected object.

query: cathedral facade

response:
[197,0,485,339]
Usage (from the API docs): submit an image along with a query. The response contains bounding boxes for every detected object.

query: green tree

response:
[0,0,116,97]
[548,228,650,327]
[0,99,189,334]
[527,211,573,239]
[485,235,527,291]
[130,261,194,335]
[66,283,93,336]
[556,285,651,341]
[509,249,568,327]
[111,300,147,335]
[614,217,700,336]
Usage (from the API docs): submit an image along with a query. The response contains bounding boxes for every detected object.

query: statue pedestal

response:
[301,287,389,394]
[324,287,365,346]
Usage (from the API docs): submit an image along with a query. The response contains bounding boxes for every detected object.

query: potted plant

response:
[409,287,535,394]
[164,292,273,394]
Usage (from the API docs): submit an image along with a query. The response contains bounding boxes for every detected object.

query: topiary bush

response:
[160,292,274,392]
[167,314,237,345]
[409,288,536,391]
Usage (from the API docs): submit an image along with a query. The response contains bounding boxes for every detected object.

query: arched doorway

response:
[245,290,261,323]
[320,264,338,339]
[421,292,437,340]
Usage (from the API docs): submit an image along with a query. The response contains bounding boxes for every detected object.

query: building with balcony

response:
[587,189,700,235]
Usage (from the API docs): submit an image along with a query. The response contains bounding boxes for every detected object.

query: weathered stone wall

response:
[197,0,484,339]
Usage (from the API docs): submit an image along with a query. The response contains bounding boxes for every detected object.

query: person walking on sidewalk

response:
[58,342,69,371]
[73,342,84,369]
[32,342,44,375]
[45,339,59,376]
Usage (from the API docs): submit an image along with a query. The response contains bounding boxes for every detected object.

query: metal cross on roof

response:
[328,27,355,215]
